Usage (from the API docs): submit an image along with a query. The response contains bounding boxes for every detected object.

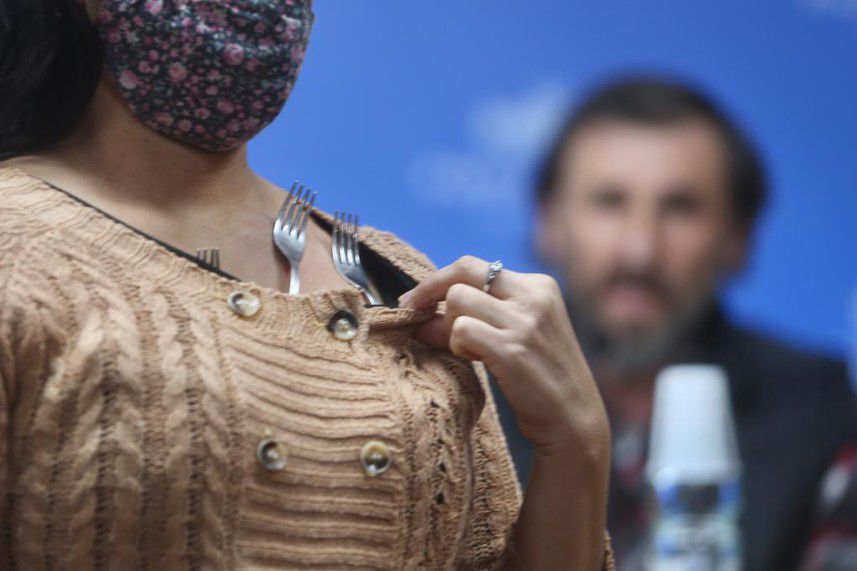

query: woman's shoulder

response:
[0,164,78,313]
[0,164,54,255]
[0,163,59,237]
[360,223,437,283]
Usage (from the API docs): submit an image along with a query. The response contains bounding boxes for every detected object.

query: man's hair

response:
[535,76,768,229]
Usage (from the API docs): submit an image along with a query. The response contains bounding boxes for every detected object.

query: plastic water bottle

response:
[645,365,743,571]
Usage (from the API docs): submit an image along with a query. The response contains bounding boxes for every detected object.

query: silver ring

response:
[482,260,503,293]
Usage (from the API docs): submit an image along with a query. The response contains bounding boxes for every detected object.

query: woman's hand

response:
[398,255,610,461]
[399,255,612,569]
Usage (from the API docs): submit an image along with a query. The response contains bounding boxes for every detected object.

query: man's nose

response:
[617,213,659,271]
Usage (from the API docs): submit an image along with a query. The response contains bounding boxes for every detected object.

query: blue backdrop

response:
[249,0,857,376]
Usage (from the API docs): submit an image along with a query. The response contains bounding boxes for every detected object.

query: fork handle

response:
[361,286,381,306]
[288,264,300,295]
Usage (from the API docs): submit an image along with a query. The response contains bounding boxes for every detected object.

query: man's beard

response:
[567,273,717,377]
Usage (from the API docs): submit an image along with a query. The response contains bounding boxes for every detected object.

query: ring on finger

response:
[482,260,503,294]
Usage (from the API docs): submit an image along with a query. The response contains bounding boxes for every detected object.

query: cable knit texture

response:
[0,165,614,570]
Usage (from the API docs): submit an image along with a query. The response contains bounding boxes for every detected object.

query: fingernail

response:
[398,291,413,307]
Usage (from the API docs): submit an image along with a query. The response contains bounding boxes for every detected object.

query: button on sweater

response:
[0,165,613,570]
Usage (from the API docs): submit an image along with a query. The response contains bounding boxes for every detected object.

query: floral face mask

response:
[96,0,314,152]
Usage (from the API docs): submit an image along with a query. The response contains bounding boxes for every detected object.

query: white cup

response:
[646,364,741,486]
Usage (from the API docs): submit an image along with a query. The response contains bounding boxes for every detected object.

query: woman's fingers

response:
[398,255,517,309]
[412,287,513,353]
[448,315,504,363]
[444,283,518,329]
[412,282,518,352]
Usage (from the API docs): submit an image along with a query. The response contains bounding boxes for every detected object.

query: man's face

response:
[539,119,746,352]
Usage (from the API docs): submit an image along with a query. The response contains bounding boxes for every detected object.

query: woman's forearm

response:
[513,442,611,570]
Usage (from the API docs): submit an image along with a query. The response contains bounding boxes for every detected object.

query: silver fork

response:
[332,211,380,305]
[272,182,316,295]
[195,248,221,270]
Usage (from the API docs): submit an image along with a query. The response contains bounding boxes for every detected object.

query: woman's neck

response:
[10,77,272,217]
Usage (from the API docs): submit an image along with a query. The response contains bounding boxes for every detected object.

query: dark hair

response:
[535,76,767,229]
[0,0,104,160]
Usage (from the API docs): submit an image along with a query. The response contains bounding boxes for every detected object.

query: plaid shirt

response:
[801,445,857,571]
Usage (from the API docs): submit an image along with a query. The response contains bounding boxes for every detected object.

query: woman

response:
[0,0,613,568]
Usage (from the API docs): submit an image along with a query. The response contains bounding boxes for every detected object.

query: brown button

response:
[227,291,260,317]
[256,438,288,471]
[328,310,359,341]
[360,440,392,477]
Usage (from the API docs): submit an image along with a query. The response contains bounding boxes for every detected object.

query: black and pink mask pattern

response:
[96,0,314,152]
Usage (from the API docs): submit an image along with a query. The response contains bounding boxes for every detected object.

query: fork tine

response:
[274,181,299,232]
[335,211,348,265]
[352,214,363,266]
[331,210,339,261]
[345,212,358,266]
[283,183,304,235]
[336,212,345,264]
[332,210,343,264]
[195,248,220,269]
[297,190,315,240]
[290,185,311,238]
[277,184,299,234]
[342,211,353,265]
[340,213,348,263]
[341,213,351,265]
[290,186,303,238]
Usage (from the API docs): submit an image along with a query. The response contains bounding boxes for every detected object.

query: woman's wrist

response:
[518,430,611,570]
[532,406,612,470]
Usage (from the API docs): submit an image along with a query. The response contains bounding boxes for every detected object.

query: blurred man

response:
[530,78,856,570]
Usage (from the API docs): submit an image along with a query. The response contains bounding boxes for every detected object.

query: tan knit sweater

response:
[0,165,613,570]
